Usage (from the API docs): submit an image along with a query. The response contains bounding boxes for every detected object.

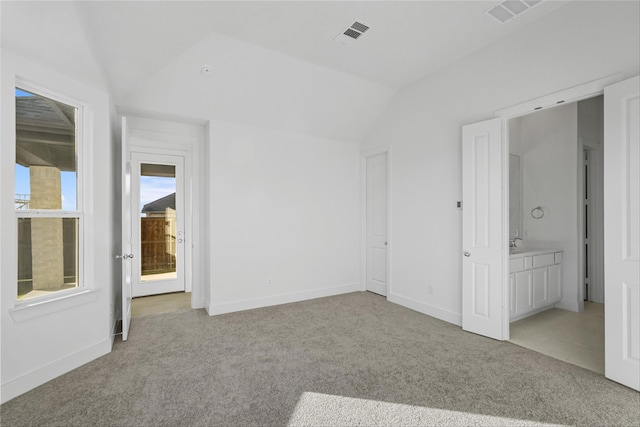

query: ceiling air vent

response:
[486,0,542,23]
[343,28,362,40]
[334,20,370,45]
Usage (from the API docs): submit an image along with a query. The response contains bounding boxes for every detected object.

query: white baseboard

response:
[555,299,580,312]
[509,304,555,322]
[207,283,360,316]
[387,292,462,326]
[1,339,112,404]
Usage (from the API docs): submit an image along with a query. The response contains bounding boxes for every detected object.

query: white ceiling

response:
[72,0,571,101]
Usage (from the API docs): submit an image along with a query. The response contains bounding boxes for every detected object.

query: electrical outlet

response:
[267,277,272,287]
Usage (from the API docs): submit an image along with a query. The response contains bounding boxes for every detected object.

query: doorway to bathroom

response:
[462,74,639,391]
[506,95,605,374]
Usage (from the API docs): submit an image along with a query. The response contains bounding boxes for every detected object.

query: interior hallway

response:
[510,302,604,374]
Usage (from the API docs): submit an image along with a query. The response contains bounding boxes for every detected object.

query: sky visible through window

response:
[140,176,176,216]
[15,165,77,210]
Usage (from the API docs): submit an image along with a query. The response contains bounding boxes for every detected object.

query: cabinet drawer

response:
[554,252,563,264]
[510,256,533,272]
[510,258,524,272]
[524,256,533,270]
[533,253,555,268]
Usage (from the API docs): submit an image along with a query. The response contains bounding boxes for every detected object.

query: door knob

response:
[463,251,471,257]
[115,254,134,260]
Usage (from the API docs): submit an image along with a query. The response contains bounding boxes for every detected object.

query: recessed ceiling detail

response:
[486,0,543,23]
[334,20,370,45]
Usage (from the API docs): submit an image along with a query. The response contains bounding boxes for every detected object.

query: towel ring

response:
[531,206,544,219]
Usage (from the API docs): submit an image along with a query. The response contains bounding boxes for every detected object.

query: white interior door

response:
[130,152,185,297]
[604,75,640,391]
[462,118,506,340]
[120,117,133,341]
[366,152,388,296]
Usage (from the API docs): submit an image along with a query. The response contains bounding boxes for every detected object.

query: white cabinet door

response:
[532,267,548,309]
[604,75,640,391]
[548,263,562,303]
[462,118,505,340]
[515,270,533,315]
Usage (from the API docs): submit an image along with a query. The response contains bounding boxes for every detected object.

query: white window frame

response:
[10,79,95,320]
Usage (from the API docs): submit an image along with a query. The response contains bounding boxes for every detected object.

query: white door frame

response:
[130,151,185,297]
[128,145,192,296]
[495,74,626,341]
[123,115,205,309]
[360,146,392,296]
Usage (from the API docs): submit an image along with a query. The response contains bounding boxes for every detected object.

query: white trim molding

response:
[206,283,360,316]
[9,289,100,323]
[388,292,462,326]
[496,74,623,118]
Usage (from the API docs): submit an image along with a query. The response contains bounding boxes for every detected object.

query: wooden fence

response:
[140,217,176,275]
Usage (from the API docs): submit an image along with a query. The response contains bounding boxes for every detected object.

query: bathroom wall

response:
[516,102,580,311]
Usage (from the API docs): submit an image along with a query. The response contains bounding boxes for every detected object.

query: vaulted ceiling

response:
[2,0,575,141]
[76,1,565,101]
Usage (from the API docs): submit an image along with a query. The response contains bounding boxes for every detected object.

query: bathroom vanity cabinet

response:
[509,249,563,321]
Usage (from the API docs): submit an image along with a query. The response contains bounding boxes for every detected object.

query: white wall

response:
[121,27,369,314]
[517,103,580,311]
[207,121,360,314]
[360,1,640,324]
[0,1,108,92]
[0,50,113,403]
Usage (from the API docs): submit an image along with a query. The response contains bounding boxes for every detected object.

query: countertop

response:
[509,248,562,258]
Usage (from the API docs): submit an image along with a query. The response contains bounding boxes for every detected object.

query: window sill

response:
[9,289,99,322]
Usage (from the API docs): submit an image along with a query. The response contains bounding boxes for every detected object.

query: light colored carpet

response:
[1,292,638,426]
[288,392,567,426]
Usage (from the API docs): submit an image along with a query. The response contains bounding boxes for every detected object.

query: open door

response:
[120,117,133,341]
[462,118,506,341]
[604,76,639,391]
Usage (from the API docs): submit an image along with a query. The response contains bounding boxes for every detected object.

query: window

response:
[15,87,82,301]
